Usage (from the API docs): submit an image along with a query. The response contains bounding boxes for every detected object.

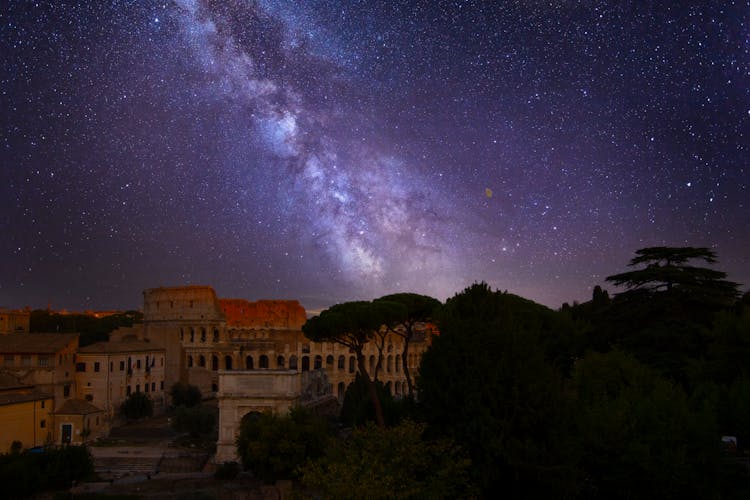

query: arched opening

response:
[395,355,400,373]
[212,355,219,371]
[326,355,334,367]
[259,355,269,369]
[187,355,193,368]
[395,381,401,396]
[245,355,254,370]
[199,355,206,367]
[179,328,184,341]
[385,381,393,395]
[225,355,233,370]
[387,355,393,373]
[369,355,375,373]
[200,327,206,342]
[190,328,195,343]
[349,356,356,373]
[314,355,322,369]
[277,355,285,368]
[302,356,310,372]
[213,328,219,342]
[289,355,298,370]
[211,383,218,392]
[337,382,345,400]
[338,355,345,370]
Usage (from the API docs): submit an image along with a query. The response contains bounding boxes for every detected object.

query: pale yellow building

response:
[53,399,107,445]
[0,308,30,334]
[76,332,167,420]
[0,333,79,409]
[0,374,53,452]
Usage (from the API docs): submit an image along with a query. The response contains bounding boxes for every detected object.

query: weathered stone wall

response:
[219,299,306,330]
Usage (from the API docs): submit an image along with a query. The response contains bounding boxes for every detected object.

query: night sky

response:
[2,1,748,312]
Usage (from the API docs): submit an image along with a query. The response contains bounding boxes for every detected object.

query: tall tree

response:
[374,293,441,398]
[606,246,739,306]
[303,301,402,427]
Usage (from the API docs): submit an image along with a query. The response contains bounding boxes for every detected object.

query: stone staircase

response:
[94,454,162,481]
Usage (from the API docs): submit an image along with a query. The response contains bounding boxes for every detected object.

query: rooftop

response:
[78,338,164,354]
[0,333,78,354]
[0,387,52,407]
[54,398,104,415]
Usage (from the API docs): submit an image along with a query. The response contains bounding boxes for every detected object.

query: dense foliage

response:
[301,420,474,499]
[236,408,330,483]
[169,382,202,408]
[171,404,216,438]
[0,445,93,497]
[120,391,153,420]
[29,309,143,346]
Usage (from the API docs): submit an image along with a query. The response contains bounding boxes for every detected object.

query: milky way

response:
[1,1,748,311]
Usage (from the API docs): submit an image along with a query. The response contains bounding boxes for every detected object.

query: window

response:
[41,400,45,409]
[151,382,155,392]
[161,357,164,366]
[326,355,334,366]
[277,355,285,368]
[85,394,93,401]
[259,355,269,369]
[302,344,310,354]
[199,355,205,367]
[21,355,31,367]
[289,355,298,370]
[38,356,50,367]
[200,328,206,343]
[64,384,71,397]
[127,385,131,396]
[144,383,149,393]
[246,356,254,369]
[213,328,219,342]
[212,356,219,371]
[160,381,164,390]
[136,384,140,393]
[338,355,345,370]
[110,362,113,372]
[136,359,141,369]
[40,419,46,428]
[190,328,195,343]
[188,355,193,368]
[76,362,86,372]
[302,356,310,372]
[314,355,322,369]
[94,362,100,372]
[119,360,125,371]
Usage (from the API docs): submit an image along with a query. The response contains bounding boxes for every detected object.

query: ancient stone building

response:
[140,286,430,403]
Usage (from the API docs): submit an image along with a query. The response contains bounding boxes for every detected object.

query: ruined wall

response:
[143,286,224,322]
[219,299,306,330]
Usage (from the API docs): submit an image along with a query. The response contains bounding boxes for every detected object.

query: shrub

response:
[170,382,202,408]
[120,392,153,420]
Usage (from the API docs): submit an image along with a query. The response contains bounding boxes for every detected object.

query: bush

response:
[0,445,93,497]
[120,392,153,420]
[171,405,216,437]
[236,407,330,482]
[170,382,202,408]
[214,461,240,480]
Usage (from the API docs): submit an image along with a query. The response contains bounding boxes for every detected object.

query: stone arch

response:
[200,327,207,342]
[289,355,298,370]
[199,355,206,368]
[224,355,233,370]
[245,355,254,370]
[187,355,193,368]
[277,355,285,368]
[338,355,345,370]
[259,355,269,369]
[213,328,219,342]
[385,381,393,395]
[326,355,334,367]
[314,355,322,369]
[349,356,356,373]
[395,354,400,373]
[190,328,195,343]
[302,356,310,372]
[212,355,219,371]
[387,355,393,373]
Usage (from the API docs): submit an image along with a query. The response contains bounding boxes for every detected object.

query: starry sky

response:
[1,1,748,312]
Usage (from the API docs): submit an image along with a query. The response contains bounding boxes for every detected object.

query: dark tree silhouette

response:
[303,301,399,427]
[375,293,441,398]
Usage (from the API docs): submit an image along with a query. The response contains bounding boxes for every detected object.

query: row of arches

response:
[180,326,221,344]
[186,352,420,375]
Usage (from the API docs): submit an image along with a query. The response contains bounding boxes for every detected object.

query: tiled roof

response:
[0,387,51,406]
[54,399,103,415]
[0,333,78,354]
[78,339,164,354]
